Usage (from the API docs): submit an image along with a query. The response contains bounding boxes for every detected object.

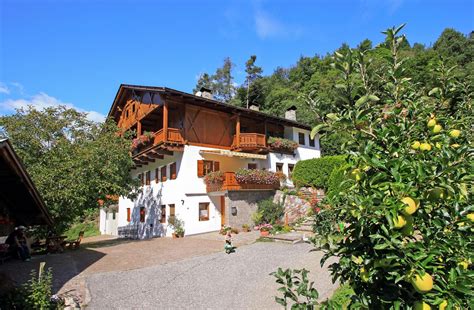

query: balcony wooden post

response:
[264,120,267,146]
[137,120,142,136]
[236,115,240,148]
[163,101,168,142]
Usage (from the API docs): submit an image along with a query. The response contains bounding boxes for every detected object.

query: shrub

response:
[292,155,347,189]
[235,169,279,185]
[168,215,185,237]
[257,198,285,225]
[251,211,263,225]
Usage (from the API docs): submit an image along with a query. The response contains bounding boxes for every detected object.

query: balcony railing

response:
[132,127,184,155]
[231,133,267,150]
[154,128,184,145]
[206,172,279,193]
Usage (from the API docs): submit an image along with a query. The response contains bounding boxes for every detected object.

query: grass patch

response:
[65,219,100,239]
[319,284,354,309]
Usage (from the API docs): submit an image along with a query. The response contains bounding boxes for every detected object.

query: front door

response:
[220,196,226,227]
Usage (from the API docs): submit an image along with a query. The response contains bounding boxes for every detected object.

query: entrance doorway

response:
[105,206,118,235]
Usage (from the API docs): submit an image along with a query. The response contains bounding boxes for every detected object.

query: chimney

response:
[285,105,297,121]
[195,87,213,100]
[249,104,259,111]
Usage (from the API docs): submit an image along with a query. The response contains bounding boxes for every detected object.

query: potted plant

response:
[235,169,280,185]
[220,225,231,235]
[168,215,185,238]
[242,224,251,232]
[257,223,273,237]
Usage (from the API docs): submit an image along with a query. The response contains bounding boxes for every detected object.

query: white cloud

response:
[255,10,302,39]
[0,92,105,122]
[0,83,10,94]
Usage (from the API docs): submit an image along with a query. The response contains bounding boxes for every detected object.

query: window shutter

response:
[155,168,159,182]
[170,162,177,180]
[197,160,204,177]
[161,166,167,182]
[213,161,220,172]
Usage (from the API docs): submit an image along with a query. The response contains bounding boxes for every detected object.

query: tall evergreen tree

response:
[212,57,235,102]
[244,55,263,108]
[193,73,213,94]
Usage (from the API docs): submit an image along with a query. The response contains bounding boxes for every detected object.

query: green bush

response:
[292,155,347,189]
[326,163,354,199]
[256,198,284,225]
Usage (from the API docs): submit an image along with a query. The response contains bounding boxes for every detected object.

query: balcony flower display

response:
[204,171,224,185]
[267,136,298,153]
[235,168,280,185]
[131,131,155,151]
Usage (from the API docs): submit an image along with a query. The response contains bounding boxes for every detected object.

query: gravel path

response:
[86,242,338,309]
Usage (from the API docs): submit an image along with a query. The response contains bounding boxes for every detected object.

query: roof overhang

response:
[108,84,312,130]
[199,149,267,160]
[0,139,53,227]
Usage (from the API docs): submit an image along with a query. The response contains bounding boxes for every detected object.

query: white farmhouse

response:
[100,85,320,238]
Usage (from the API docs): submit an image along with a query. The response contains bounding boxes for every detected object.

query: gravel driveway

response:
[86,242,338,309]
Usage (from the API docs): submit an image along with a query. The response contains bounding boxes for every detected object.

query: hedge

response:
[292,155,347,189]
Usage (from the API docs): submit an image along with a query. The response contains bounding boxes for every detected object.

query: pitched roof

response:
[108,84,311,130]
[0,139,53,227]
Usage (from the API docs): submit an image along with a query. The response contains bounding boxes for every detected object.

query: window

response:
[160,205,166,223]
[127,208,131,222]
[155,168,160,182]
[298,132,305,145]
[145,171,151,185]
[132,104,135,113]
[140,207,146,223]
[197,160,220,177]
[309,138,315,147]
[169,204,175,222]
[138,173,144,186]
[288,164,295,180]
[199,203,210,221]
[276,163,283,172]
[161,166,167,182]
[248,163,257,170]
[112,211,116,220]
[170,162,177,180]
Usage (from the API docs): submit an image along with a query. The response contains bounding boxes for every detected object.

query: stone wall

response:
[225,190,275,228]
[273,188,325,224]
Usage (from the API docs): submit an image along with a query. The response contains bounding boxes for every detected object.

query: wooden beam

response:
[137,120,142,136]
[236,115,240,149]
[148,152,165,159]
[163,100,168,142]
[152,148,173,156]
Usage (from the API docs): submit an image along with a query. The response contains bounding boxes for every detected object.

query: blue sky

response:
[1,0,473,121]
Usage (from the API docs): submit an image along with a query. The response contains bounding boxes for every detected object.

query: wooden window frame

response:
[145,171,151,185]
[169,204,175,222]
[197,160,220,177]
[139,173,144,186]
[288,164,295,180]
[199,202,210,221]
[139,207,145,223]
[248,163,257,170]
[170,162,177,180]
[161,166,167,182]
[127,208,131,222]
[155,168,160,183]
[160,205,166,223]
[298,132,305,145]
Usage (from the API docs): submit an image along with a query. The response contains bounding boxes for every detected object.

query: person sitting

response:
[5,226,31,262]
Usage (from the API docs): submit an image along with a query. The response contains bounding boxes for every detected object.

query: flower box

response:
[267,137,298,154]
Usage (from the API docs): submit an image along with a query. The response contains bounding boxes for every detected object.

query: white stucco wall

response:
[101,125,321,238]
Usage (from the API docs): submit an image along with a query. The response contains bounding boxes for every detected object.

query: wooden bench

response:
[62,231,84,250]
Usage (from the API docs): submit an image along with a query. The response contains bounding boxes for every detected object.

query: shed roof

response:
[0,139,53,227]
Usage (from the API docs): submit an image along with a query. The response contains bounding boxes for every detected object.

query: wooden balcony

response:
[206,172,279,193]
[231,133,267,152]
[132,127,184,159]
[153,128,185,145]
